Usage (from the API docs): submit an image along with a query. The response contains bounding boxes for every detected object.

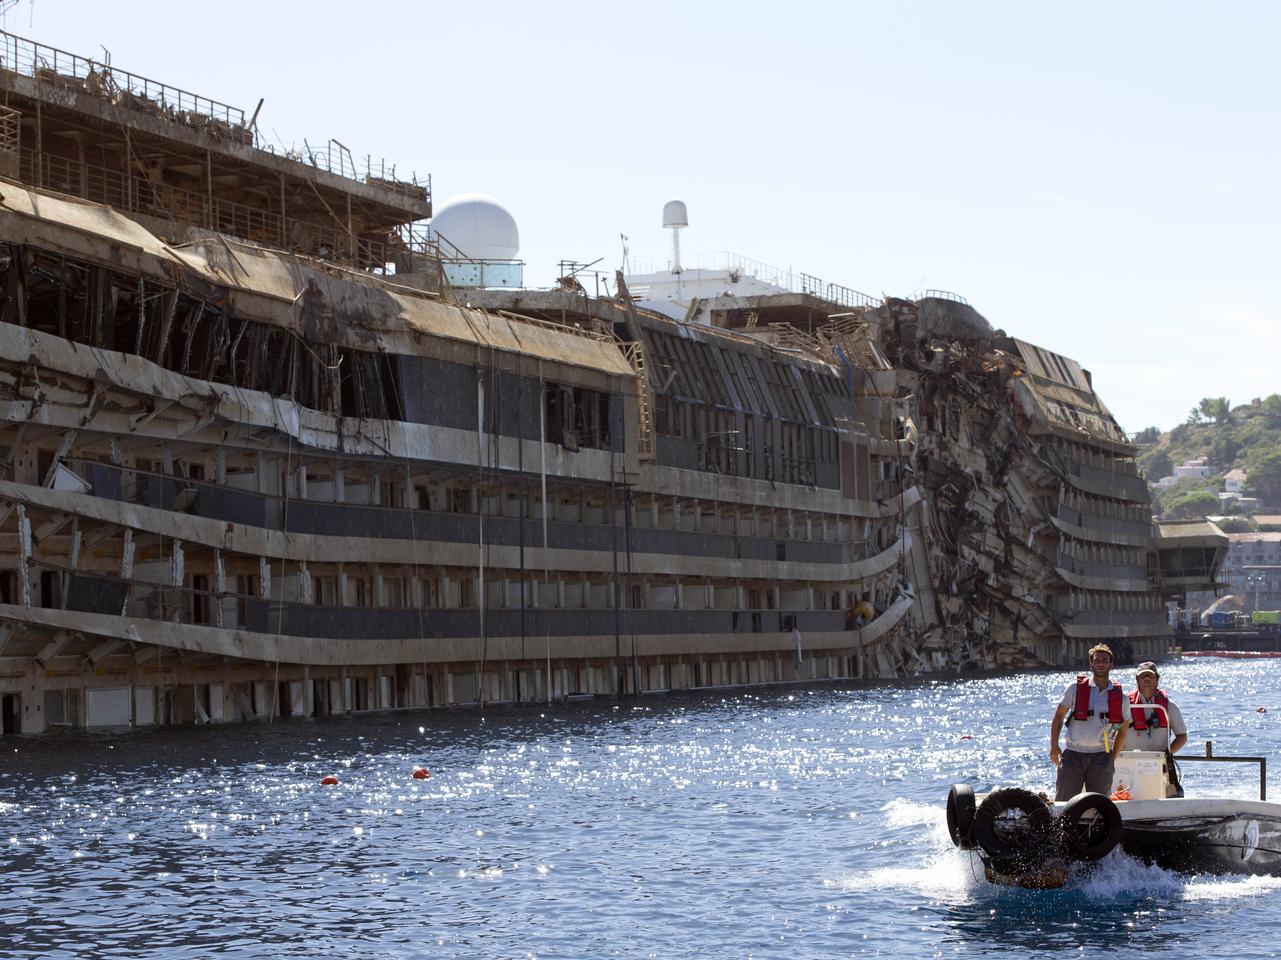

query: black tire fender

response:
[1057,792,1122,861]
[971,787,1052,861]
[946,784,977,849]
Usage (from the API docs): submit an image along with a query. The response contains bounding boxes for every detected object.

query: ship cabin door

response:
[277,681,292,718]
[1,693,19,733]
[311,679,329,717]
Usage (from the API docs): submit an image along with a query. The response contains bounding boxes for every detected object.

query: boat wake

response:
[828,798,1281,905]
[1074,852,1281,902]
[826,799,987,897]
[880,797,945,830]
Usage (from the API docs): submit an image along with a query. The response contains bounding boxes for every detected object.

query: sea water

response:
[2,657,1280,959]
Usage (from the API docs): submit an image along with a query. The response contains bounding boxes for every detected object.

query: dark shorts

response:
[1055,749,1114,801]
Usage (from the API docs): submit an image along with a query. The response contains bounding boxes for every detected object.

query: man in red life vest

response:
[1126,661,1187,796]
[1048,643,1131,801]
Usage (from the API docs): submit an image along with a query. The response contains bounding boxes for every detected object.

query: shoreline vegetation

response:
[1136,395,1281,525]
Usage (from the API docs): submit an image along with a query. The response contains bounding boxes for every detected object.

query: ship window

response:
[654,395,688,439]
[44,689,77,726]
[188,575,210,624]
[338,348,404,421]
[384,577,402,608]
[545,384,613,450]
[422,576,441,607]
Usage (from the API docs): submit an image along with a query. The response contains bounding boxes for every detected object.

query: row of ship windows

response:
[642,328,852,425]
[14,567,889,620]
[1058,538,1145,568]
[1058,489,1153,524]
[4,247,618,451]
[6,248,883,488]
[1051,439,1144,483]
[1059,590,1164,613]
[652,397,841,484]
[55,454,891,546]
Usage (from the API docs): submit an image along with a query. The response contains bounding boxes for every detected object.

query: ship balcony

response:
[47,459,895,571]
[19,560,884,646]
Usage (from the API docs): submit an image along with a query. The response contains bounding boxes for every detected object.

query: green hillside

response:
[1135,395,1281,525]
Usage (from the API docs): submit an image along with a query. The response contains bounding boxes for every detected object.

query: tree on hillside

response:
[1209,433,1240,468]
[1133,426,1161,445]
[1251,448,1281,503]
[1262,394,1281,428]
[1143,449,1172,481]
[1232,417,1276,453]
[1163,489,1219,520]
[1197,397,1232,425]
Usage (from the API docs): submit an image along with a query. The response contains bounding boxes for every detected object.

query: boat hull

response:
[1111,799,1281,875]
[958,789,1281,882]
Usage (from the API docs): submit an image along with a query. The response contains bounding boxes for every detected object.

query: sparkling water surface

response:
[3,658,1281,958]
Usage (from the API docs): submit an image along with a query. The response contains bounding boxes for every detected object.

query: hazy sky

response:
[6,0,1278,434]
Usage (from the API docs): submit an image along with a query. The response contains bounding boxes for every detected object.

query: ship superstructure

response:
[0,30,1222,732]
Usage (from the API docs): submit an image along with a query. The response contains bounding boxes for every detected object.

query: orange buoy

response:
[320,775,339,785]
[412,766,431,780]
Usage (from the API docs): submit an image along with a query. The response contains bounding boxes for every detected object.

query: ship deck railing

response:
[625,251,883,311]
[0,28,427,199]
[46,459,889,580]
[0,28,244,129]
[21,556,879,641]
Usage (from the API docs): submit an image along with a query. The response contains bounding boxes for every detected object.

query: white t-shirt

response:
[1059,679,1132,754]
[1125,693,1186,752]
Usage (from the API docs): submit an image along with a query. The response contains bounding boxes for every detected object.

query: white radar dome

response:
[429,193,520,261]
[662,199,688,228]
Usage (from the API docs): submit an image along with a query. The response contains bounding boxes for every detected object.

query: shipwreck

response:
[0,30,1225,732]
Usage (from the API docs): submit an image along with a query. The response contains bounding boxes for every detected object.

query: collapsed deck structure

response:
[0,30,1224,732]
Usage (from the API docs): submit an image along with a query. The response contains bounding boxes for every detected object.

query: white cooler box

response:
[1111,750,1169,800]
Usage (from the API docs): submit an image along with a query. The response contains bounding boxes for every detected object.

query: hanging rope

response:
[539,359,552,703]
[381,349,431,708]
[268,410,295,722]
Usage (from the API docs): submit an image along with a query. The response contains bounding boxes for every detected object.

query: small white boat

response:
[945,747,1281,886]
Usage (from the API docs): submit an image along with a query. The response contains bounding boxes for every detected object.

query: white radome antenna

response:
[428,193,520,261]
[662,199,688,274]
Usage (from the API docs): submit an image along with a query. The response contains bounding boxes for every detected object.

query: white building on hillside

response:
[1174,457,1214,480]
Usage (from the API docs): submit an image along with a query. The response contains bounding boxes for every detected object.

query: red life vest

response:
[1129,688,1169,731]
[1072,674,1124,723]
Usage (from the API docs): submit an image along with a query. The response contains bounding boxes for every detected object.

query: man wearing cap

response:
[1126,661,1187,796]
[1049,643,1131,801]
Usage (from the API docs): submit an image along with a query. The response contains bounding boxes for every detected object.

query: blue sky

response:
[8,0,1278,434]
